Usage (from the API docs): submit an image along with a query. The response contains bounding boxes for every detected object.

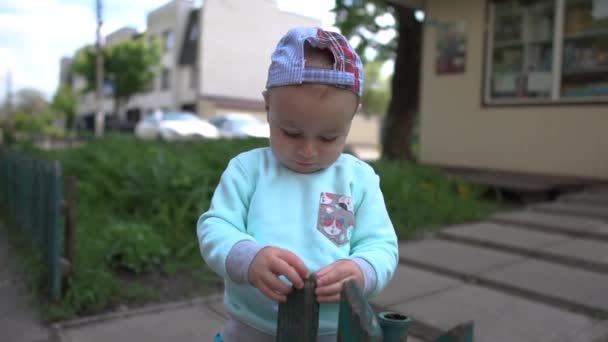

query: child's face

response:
[264,85,358,174]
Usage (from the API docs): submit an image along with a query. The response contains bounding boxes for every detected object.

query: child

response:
[197,26,398,341]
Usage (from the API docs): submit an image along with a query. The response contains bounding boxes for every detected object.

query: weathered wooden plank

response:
[276,275,319,342]
[337,280,383,341]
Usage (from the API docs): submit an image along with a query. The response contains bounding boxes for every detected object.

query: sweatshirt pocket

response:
[317,192,355,246]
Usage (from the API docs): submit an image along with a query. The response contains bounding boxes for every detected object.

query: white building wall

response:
[199,0,320,102]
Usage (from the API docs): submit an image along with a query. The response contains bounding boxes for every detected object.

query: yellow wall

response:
[419,0,608,179]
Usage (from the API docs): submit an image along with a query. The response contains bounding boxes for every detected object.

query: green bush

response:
[370,160,497,239]
[102,222,169,274]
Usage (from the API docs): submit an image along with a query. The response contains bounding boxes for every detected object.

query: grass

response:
[8,135,498,321]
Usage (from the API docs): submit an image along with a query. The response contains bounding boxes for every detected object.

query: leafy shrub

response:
[370,160,497,238]
[101,222,169,274]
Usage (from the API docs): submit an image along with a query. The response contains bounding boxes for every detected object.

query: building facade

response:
[62,0,319,125]
[417,0,608,179]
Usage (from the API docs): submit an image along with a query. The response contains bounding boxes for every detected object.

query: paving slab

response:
[388,284,595,342]
[541,238,608,267]
[56,297,225,342]
[553,319,608,342]
[371,265,461,308]
[399,239,524,275]
[442,222,568,249]
[531,202,608,221]
[483,259,608,312]
[490,210,608,237]
[440,222,608,273]
[560,192,608,206]
[587,184,608,194]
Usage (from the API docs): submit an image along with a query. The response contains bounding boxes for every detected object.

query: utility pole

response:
[95,0,105,137]
[5,69,12,114]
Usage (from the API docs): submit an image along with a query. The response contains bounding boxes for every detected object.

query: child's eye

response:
[320,136,338,142]
[282,129,301,138]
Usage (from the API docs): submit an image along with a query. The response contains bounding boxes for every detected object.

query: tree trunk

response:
[381,6,422,161]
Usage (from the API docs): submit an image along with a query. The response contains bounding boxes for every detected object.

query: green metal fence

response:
[0,149,64,301]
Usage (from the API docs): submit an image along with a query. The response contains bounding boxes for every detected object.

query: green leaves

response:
[333,0,396,63]
[102,222,169,274]
[72,34,161,112]
[31,136,267,319]
[370,160,499,239]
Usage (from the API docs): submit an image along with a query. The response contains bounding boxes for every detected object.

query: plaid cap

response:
[266,27,364,97]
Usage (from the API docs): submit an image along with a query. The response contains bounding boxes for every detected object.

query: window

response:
[161,68,171,90]
[162,30,173,51]
[486,0,608,104]
[189,25,199,41]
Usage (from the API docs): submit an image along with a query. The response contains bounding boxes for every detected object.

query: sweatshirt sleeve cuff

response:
[225,240,264,284]
[350,257,377,297]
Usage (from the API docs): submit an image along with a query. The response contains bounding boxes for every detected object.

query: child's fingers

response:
[315,280,344,297]
[316,293,341,303]
[257,281,286,302]
[316,264,351,287]
[271,259,305,289]
[278,249,309,279]
[314,263,334,279]
[261,271,293,295]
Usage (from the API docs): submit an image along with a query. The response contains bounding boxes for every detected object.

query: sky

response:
[0,0,341,101]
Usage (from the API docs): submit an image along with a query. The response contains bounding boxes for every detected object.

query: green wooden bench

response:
[276,276,473,342]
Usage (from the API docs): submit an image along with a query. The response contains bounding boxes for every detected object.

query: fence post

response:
[62,176,76,294]
[48,161,63,301]
[276,275,319,341]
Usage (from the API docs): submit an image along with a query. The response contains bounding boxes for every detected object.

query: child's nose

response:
[297,141,317,158]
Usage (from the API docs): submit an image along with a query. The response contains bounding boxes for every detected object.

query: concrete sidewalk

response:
[0,224,51,342]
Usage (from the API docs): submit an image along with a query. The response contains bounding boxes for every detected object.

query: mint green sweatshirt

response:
[197,147,398,336]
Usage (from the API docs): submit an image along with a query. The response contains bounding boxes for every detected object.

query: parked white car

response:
[208,113,270,138]
[134,112,219,141]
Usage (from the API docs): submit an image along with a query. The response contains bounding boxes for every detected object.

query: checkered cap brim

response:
[266,27,364,97]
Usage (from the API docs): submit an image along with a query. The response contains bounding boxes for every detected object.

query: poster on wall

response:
[436,22,467,75]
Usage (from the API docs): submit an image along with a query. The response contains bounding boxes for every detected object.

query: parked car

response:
[208,113,270,138]
[134,112,219,141]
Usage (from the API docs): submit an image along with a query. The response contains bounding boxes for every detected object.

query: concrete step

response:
[531,202,608,221]
[399,239,608,317]
[438,222,608,274]
[387,282,595,342]
[398,239,524,276]
[371,265,461,308]
[586,184,608,194]
[439,222,568,250]
[490,210,608,240]
[484,259,608,313]
[560,192,608,206]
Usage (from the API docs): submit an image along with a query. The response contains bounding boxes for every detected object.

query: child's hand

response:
[248,247,309,302]
[315,260,364,303]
